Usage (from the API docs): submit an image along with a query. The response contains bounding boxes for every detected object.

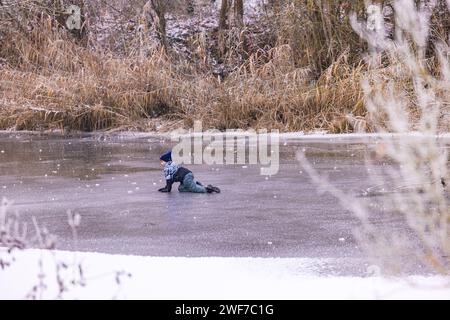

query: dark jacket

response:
[160,166,192,192]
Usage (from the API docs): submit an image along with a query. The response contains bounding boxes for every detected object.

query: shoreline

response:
[2,130,450,141]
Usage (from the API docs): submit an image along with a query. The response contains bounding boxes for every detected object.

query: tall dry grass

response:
[1,0,449,133]
[188,46,366,131]
[274,0,368,75]
[0,0,373,133]
[0,16,182,131]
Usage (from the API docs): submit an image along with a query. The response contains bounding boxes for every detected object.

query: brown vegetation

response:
[0,1,449,133]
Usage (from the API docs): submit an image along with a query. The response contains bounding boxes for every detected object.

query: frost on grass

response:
[300,0,450,277]
[0,198,130,299]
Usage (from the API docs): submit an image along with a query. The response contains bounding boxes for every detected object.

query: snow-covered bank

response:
[4,130,450,142]
[1,249,449,300]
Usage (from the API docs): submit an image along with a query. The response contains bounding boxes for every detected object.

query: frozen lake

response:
[0,132,431,276]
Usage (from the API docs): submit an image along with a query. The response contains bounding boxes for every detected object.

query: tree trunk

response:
[144,0,167,50]
[219,0,230,30]
[186,0,195,14]
[234,0,244,27]
[154,0,167,50]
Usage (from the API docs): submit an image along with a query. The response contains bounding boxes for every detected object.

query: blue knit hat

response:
[160,150,172,162]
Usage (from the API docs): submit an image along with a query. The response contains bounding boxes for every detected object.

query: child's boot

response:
[206,185,221,193]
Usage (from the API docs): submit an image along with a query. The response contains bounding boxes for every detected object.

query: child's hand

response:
[158,187,169,192]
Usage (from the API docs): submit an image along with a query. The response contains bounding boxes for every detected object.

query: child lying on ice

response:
[158,151,220,193]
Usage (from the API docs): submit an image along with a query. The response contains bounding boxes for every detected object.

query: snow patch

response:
[1,249,449,300]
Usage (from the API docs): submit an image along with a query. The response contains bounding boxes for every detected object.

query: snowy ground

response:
[1,249,449,300]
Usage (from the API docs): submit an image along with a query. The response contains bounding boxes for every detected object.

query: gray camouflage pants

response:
[178,172,207,193]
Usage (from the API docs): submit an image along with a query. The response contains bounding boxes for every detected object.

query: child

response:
[158,151,220,193]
